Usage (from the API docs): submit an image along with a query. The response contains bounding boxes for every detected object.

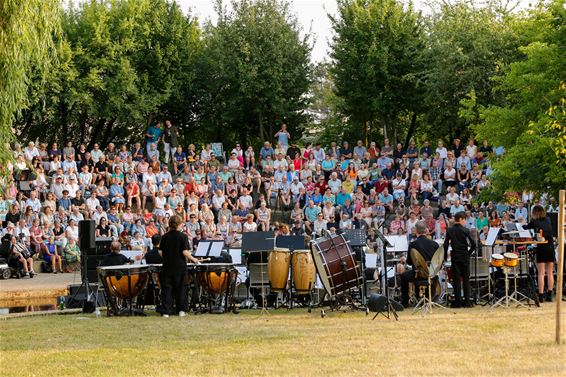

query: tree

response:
[18,0,203,148]
[475,0,566,197]
[0,0,60,163]
[329,0,425,144]
[202,0,312,147]
[421,0,521,143]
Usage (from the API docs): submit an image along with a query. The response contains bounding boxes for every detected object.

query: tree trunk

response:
[381,114,388,140]
[403,112,418,150]
[258,112,267,143]
[100,118,117,149]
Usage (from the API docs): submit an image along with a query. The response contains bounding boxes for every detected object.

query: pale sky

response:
[176,0,534,63]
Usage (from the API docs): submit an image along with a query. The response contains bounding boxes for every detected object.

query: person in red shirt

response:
[374,176,389,194]
[314,176,328,194]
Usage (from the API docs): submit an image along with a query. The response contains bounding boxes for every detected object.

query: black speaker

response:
[79,220,96,250]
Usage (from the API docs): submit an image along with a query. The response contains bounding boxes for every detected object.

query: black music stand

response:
[373,229,398,320]
[343,228,368,306]
[242,232,275,313]
[276,235,306,309]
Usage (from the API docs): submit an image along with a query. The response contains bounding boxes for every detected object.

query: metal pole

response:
[555,190,565,345]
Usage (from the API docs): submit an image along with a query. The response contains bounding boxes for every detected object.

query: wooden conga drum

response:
[292,250,316,294]
[267,248,290,292]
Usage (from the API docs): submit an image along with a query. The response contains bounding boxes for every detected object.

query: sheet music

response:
[385,235,408,252]
[195,242,210,257]
[120,250,143,264]
[208,241,224,257]
[515,223,532,238]
[485,227,500,246]
[229,249,242,265]
[365,253,378,269]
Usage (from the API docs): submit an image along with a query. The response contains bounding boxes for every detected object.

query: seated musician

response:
[144,235,163,264]
[400,221,438,308]
[101,241,131,266]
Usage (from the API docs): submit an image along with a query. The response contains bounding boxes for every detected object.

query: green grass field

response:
[1,305,564,377]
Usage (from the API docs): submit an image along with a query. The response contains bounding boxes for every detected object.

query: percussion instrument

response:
[97,264,150,316]
[490,254,504,268]
[267,248,290,292]
[410,249,429,279]
[503,252,519,268]
[310,234,362,298]
[291,249,316,294]
[196,263,238,296]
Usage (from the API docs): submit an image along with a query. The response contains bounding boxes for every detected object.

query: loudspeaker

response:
[79,220,96,250]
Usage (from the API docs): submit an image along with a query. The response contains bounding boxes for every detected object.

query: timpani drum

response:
[310,234,362,298]
[291,249,316,294]
[503,252,519,268]
[267,248,291,292]
[197,263,237,296]
[98,265,150,300]
[490,254,504,268]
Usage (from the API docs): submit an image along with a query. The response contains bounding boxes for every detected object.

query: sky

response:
[176,0,534,63]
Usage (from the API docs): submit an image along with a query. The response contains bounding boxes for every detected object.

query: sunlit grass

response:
[1,305,564,376]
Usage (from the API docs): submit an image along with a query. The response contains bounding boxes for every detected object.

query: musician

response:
[158,215,200,317]
[523,205,555,302]
[443,211,476,308]
[400,222,438,308]
[101,241,131,266]
[144,235,163,264]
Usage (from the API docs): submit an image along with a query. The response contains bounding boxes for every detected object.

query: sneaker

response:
[178,311,187,317]
[162,314,170,318]
[546,291,553,302]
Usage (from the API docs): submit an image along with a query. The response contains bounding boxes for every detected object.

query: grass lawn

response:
[1,304,564,377]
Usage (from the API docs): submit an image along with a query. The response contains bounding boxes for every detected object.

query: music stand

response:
[373,229,398,320]
[242,232,275,314]
[195,240,224,259]
[343,229,367,306]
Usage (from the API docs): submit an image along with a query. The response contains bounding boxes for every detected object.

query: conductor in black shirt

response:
[158,215,200,317]
[444,211,476,308]
[400,222,438,308]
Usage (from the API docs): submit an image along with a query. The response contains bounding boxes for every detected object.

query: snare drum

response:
[490,254,504,268]
[503,252,519,268]
[291,249,316,294]
[310,234,362,298]
[267,248,290,292]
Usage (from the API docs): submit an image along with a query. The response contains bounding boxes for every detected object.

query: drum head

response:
[491,254,504,260]
[503,252,517,260]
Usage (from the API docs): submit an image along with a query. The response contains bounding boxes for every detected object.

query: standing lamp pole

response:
[555,190,565,345]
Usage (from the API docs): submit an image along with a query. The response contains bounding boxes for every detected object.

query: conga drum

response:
[291,249,316,294]
[267,248,290,292]
[310,234,362,298]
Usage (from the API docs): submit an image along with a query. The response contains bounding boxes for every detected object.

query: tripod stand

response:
[69,245,98,313]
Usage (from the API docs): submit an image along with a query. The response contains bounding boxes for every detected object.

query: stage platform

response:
[0,272,79,305]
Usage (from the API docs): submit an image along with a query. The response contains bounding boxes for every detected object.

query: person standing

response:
[444,211,476,308]
[162,120,179,165]
[145,122,162,155]
[524,205,555,302]
[274,124,290,148]
[158,215,200,317]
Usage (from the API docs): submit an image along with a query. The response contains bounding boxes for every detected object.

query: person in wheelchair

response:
[400,222,438,308]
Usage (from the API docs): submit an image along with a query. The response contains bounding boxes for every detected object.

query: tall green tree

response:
[475,0,566,196]
[0,0,60,163]
[421,0,521,143]
[329,0,425,144]
[203,0,312,146]
[19,0,203,148]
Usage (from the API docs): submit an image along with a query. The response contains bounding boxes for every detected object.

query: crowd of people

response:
[0,121,559,284]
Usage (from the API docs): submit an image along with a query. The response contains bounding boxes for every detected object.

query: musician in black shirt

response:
[444,211,476,308]
[144,235,163,264]
[158,215,200,317]
[400,222,438,308]
[524,205,555,302]
[101,241,131,266]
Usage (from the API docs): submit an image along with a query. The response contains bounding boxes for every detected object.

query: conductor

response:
[159,215,200,317]
[444,211,476,308]
[400,221,438,308]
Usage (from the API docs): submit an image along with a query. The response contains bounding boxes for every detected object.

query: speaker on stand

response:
[70,220,98,313]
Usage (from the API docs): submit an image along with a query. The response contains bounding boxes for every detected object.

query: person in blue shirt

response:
[274,124,290,148]
[145,123,162,154]
[57,190,72,212]
[260,142,274,161]
[335,188,351,206]
[340,141,353,159]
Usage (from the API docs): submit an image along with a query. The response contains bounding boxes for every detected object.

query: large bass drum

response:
[310,234,362,298]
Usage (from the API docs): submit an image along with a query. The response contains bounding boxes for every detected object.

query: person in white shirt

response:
[91,206,108,225]
[90,144,104,163]
[62,155,77,173]
[157,166,173,184]
[25,191,42,213]
[66,176,80,198]
[242,214,258,232]
[238,189,253,210]
[445,186,460,205]
[50,176,66,200]
[328,173,342,194]
[86,192,101,214]
[391,173,406,203]
[436,140,448,160]
[24,142,39,162]
[65,219,79,243]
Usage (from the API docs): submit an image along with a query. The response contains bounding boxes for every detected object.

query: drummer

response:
[101,241,131,266]
[158,215,200,318]
[400,221,438,308]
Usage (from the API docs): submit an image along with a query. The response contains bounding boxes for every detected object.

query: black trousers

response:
[160,270,188,315]
[451,258,470,303]
[400,270,415,307]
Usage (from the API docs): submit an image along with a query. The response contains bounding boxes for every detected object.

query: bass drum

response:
[267,248,290,292]
[310,234,362,298]
[291,249,316,294]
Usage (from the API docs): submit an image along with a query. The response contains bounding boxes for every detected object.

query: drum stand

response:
[490,266,529,309]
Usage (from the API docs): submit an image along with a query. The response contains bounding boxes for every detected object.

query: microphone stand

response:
[373,221,398,320]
